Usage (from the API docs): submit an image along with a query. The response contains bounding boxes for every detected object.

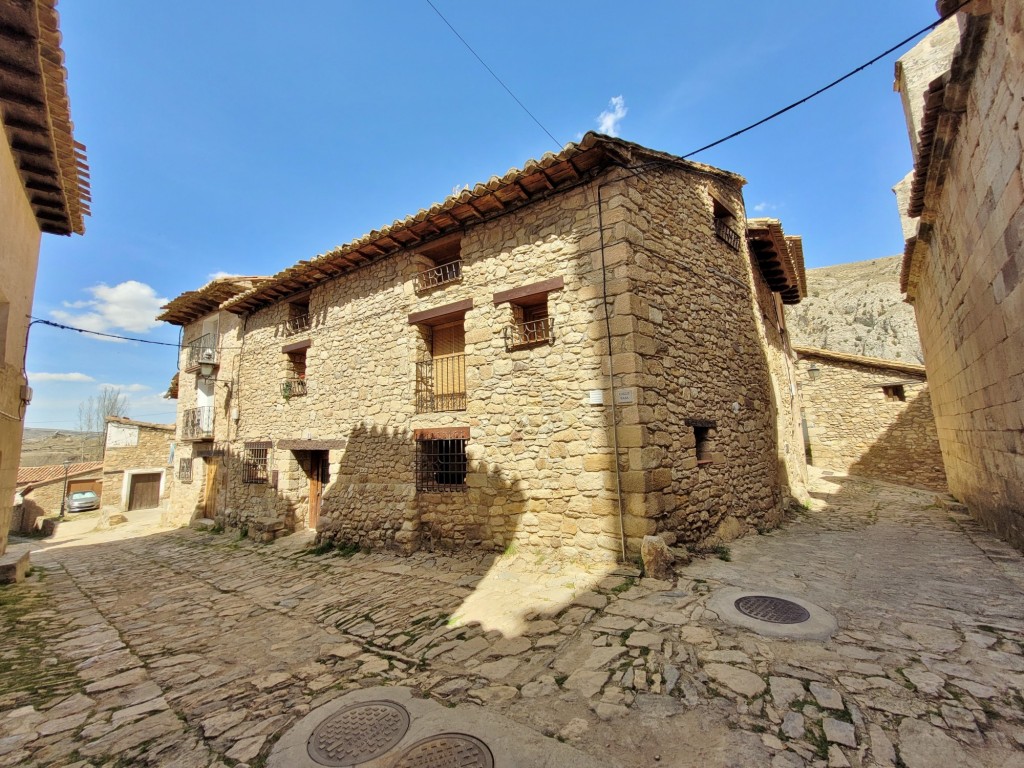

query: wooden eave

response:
[157,277,270,326]
[223,132,746,316]
[746,218,804,305]
[0,0,90,236]
[794,346,927,377]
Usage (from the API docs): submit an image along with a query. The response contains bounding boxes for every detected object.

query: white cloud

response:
[28,372,96,383]
[752,202,778,213]
[207,271,240,281]
[597,96,628,137]
[99,383,151,393]
[51,280,168,336]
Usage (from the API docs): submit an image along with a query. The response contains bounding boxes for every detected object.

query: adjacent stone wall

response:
[102,420,175,510]
[0,127,43,555]
[223,160,806,558]
[796,352,947,492]
[626,168,806,548]
[898,3,1024,546]
[18,469,104,521]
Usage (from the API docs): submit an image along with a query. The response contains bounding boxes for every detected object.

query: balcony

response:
[415,260,462,292]
[182,406,214,440]
[416,355,466,413]
[285,313,312,335]
[184,334,218,372]
[281,377,308,399]
[504,317,555,350]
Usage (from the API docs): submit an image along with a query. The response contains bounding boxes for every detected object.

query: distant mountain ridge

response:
[786,255,924,364]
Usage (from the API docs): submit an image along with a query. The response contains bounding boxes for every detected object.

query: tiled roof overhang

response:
[0,0,90,235]
[222,132,745,315]
[17,460,102,487]
[746,218,805,305]
[158,276,270,326]
[901,11,990,298]
[794,346,927,376]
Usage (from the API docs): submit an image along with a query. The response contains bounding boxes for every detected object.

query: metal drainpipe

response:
[596,179,628,564]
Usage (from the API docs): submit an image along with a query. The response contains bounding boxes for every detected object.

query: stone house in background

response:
[158,277,269,525]
[13,460,103,532]
[894,1,1024,547]
[0,0,90,578]
[164,133,808,561]
[101,417,175,512]
[794,347,947,492]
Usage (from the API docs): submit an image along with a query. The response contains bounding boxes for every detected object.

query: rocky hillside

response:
[786,255,924,364]
[20,428,103,467]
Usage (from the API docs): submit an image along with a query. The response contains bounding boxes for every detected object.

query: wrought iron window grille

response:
[415,354,466,413]
[415,438,468,492]
[415,259,462,292]
[178,458,193,482]
[714,217,742,251]
[242,442,270,484]
[504,317,555,350]
[182,406,214,440]
[285,313,312,335]
[281,377,308,399]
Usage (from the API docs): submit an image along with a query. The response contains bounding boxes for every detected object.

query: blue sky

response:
[27,0,936,430]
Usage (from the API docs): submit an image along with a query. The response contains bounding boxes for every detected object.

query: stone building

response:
[0,0,90,577]
[13,460,102,532]
[158,277,268,525]
[164,133,808,560]
[795,347,947,492]
[101,417,175,512]
[894,1,1024,547]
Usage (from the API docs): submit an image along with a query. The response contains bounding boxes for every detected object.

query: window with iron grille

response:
[505,298,554,350]
[712,198,741,251]
[286,298,311,335]
[178,457,193,483]
[242,441,270,484]
[415,235,463,292]
[416,321,466,413]
[416,438,468,492]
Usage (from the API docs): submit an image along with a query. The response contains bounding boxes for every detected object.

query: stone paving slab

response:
[0,469,1023,766]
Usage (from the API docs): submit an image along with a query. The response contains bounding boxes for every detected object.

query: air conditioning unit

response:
[200,348,216,363]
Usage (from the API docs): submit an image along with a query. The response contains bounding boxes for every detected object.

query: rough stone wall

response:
[0,127,43,555]
[19,471,104,520]
[900,4,1024,546]
[796,356,947,491]
[625,168,806,548]
[231,182,623,557]
[102,423,175,510]
[226,162,801,558]
[166,310,246,526]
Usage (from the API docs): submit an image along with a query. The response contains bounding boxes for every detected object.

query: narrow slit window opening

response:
[695,427,713,465]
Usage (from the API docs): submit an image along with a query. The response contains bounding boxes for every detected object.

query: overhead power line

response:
[30,318,180,347]
[682,0,974,158]
[424,0,562,149]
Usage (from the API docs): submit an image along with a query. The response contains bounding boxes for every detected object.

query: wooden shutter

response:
[432,321,465,397]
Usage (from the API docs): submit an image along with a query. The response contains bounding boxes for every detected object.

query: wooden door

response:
[203,458,219,518]
[67,479,101,498]
[127,473,162,511]
[308,452,328,530]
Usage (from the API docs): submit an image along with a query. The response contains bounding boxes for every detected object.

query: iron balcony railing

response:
[416,355,466,412]
[185,334,218,370]
[285,313,311,335]
[504,317,555,350]
[281,377,308,399]
[715,218,742,251]
[182,406,214,440]
[415,260,462,292]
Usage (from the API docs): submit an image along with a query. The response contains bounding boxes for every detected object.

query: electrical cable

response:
[424,0,561,149]
[29,317,180,347]
[682,0,974,159]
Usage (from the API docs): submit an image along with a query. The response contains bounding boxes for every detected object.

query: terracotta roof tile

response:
[17,461,102,487]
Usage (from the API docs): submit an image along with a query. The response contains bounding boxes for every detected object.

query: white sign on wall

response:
[106,423,139,448]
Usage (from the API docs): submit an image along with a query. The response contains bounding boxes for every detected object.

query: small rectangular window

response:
[416,320,466,413]
[178,457,193,483]
[282,349,308,398]
[713,198,741,251]
[685,418,717,466]
[416,437,468,492]
[883,385,906,402]
[286,297,311,335]
[415,235,463,292]
[242,442,270,484]
[506,298,554,349]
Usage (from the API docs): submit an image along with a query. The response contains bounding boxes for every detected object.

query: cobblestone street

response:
[2,469,1023,767]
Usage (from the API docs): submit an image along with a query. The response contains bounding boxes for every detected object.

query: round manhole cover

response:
[306,700,410,766]
[734,595,810,625]
[392,733,494,768]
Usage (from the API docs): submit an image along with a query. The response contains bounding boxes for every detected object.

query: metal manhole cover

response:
[306,700,410,766]
[392,733,494,768]
[734,595,810,625]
